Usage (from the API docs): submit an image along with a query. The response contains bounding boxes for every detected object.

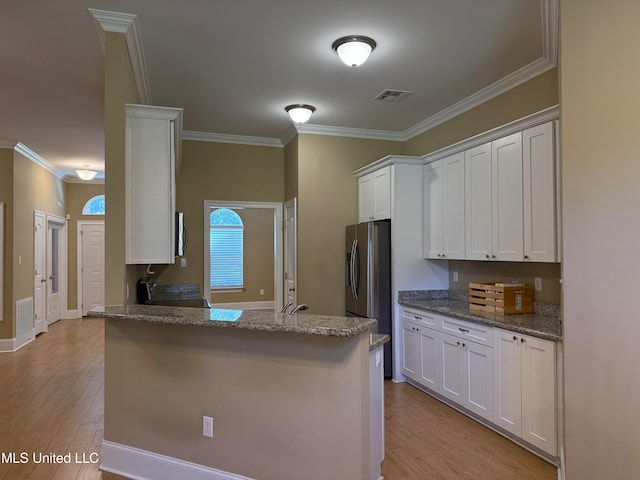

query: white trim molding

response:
[101,441,256,480]
[89,8,152,105]
[183,130,282,148]
[14,142,65,180]
[0,336,35,353]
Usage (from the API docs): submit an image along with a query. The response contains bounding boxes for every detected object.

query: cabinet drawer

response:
[439,315,493,346]
[401,307,438,329]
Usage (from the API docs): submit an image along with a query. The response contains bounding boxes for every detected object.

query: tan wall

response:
[147,140,283,301]
[65,183,105,311]
[404,68,559,156]
[13,153,65,317]
[0,149,14,338]
[104,32,140,305]
[296,135,402,315]
[104,318,371,480]
[560,2,640,478]
[284,135,299,201]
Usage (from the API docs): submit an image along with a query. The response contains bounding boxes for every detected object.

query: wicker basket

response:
[468,282,533,315]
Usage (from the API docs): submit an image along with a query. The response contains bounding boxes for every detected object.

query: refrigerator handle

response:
[353,239,360,300]
[350,239,359,300]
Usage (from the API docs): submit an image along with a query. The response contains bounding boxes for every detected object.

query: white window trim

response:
[203,200,283,312]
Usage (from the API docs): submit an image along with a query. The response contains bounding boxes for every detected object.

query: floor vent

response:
[374,89,414,102]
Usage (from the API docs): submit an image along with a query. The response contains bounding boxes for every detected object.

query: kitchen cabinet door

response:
[465,143,492,260]
[521,334,557,455]
[523,121,557,262]
[125,104,182,264]
[463,339,494,421]
[400,320,419,381]
[491,132,523,261]
[418,325,439,391]
[439,332,465,404]
[443,152,465,259]
[494,331,523,436]
[358,166,391,223]
[423,161,444,258]
[494,328,557,456]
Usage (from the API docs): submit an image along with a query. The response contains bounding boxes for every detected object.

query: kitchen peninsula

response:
[90,305,386,480]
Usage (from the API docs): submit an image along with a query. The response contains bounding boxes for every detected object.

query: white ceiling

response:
[0,0,556,182]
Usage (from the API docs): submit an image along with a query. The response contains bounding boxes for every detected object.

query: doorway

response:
[77,221,105,316]
[34,211,45,335]
[284,198,297,309]
[46,215,67,326]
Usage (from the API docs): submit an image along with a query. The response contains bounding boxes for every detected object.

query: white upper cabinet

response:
[523,122,557,262]
[491,132,524,261]
[424,153,465,260]
[465,143,493,260]
[125,104,182,264]
[358,165,391,223]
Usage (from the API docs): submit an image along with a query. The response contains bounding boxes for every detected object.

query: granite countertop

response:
[370,334,390,351]
[398,290,562,341]
[89,304,377,339]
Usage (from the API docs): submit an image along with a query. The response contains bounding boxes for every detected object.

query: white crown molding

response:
[14,142,66,180]
[353,155,424,178]
[280,125,298,147]
[182,130,282,148]
[89,9,152,105]
[421,105,559,164]
[293,123,404,142]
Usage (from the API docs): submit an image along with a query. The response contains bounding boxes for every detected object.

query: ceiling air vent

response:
[374,89,413,102]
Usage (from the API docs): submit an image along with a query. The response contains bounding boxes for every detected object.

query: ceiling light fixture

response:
[75,163,98,181]
[285,104,316,124]
[332,35,377,67]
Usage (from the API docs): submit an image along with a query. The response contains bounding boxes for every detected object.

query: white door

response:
[464,340,494,422]
[80,222,105,316]
[418,326,439,390]
[358,173,374,223]
[439,332,464,403]
[443,152,466,259]
[47,223,62,325]
[34,212,45,335]
[283,198,297,309]
[400,321,419,380]
[423,160,443,259]
[372,166,391,220]
[493,330,523,436]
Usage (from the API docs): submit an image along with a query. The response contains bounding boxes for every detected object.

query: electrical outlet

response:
[453,271,458,283]
[260,288,264,296]
[203,416,213,438]
[180,257,187,268]
[534,277,542,291]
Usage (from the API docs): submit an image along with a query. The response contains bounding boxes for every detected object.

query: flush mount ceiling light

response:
[285,104,316,124]
[75,163,98,181]
[332,35,377,67]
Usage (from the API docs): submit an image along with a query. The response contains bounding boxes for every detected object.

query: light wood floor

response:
[0,318,556,480]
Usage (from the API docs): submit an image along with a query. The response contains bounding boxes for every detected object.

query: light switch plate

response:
[453,271,458,283]
[180,258,187,268]
[535,277,542,291]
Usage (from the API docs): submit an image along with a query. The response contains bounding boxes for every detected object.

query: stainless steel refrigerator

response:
[346,220,392,378]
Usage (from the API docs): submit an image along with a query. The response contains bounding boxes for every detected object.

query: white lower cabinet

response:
[494,328,557,456]
[400,306,558,459]
[400,318,439,391]
[439,332,494,422]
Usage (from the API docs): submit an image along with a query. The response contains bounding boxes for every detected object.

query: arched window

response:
[82,195,105,215]
[209,208,244,289]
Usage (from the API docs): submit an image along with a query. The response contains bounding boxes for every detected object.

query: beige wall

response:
[560,2,640,478]
[296,135,402,315]
[104,32,139,305]
[105,318,371,480]
[0,149,14,338]
[146,140,284,302]
[284,135,298,201]
[13,153,65,318]
[404,68,559,156]
[65,183,105,310]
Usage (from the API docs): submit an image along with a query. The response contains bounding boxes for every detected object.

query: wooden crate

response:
[468,282,533,315]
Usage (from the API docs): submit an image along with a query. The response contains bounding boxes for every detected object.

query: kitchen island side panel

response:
[104,318,371,480]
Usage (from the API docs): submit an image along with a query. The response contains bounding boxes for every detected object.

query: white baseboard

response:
[208,300,274,311]
[0,335,34,353]
[66,309,80,319]
[100,441,256,480]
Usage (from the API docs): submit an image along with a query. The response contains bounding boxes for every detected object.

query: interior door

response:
[284,198,297,309]
[47,222,62,325]
[34,212,45,335]
[81,222,105,316]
